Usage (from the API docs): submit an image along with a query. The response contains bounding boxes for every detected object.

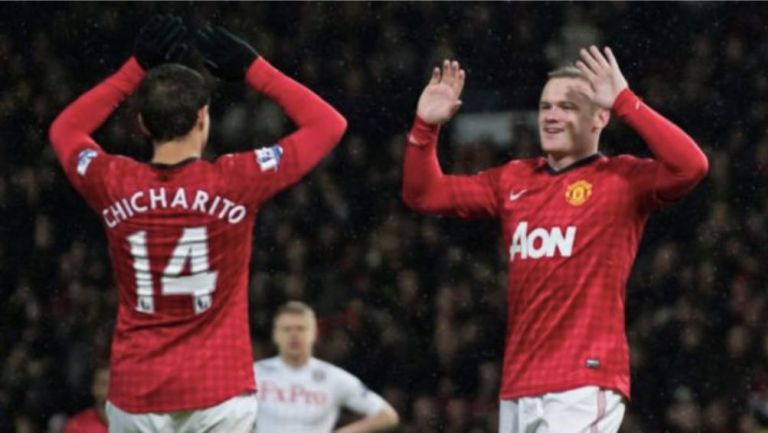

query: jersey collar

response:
[537,153,602,176]
[277,356,315,371]
[150,157,200,170]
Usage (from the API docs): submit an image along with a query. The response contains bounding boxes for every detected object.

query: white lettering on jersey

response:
[170,188,189,209]
[192,190,209,212]
[509,221,576,261]
[149,187,168,209]
[255,145,284,172]
[76,149,98,176]
[130,191,148,212]
[218,198,236,219]
[100,188,247,228]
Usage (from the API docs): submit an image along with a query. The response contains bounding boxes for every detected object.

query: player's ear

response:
[308,316,318,345]
[271,324,279,345]
[310,324,318,344]
[196,105,209,130]
[594,108,610,130]
[137,114,151,137]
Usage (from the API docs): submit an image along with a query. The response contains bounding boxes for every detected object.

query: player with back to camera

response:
[402,46,708,432]
[49,15,347,433]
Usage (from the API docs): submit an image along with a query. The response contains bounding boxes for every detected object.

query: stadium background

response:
[1,3,767,432]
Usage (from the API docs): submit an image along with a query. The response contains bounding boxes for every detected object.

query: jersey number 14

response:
[127,227,218,314]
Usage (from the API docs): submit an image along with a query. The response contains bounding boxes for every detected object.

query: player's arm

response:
[48,59,143,181]
[196,26,347,193]
[576,46,709,202]
[48,15,187,186]
[402,60,499,218]
[334,372,399,433]
[334,403,399,433]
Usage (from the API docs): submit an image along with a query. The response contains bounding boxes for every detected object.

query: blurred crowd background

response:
[1,3,767,433]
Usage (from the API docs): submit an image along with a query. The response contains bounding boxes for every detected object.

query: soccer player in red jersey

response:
[402,46,708,432]
[63,366,109,433]
[49,16,346,432]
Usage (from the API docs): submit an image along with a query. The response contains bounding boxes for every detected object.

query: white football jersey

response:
[253,356,386,433]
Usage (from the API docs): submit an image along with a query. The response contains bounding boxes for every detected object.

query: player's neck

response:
[152,135,202,165]
[546,147,598,171]
[281,353,311,368]
[95,402,107,422]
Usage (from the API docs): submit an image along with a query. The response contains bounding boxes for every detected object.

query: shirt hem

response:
[108,386,257,414]
[499,381,629,401]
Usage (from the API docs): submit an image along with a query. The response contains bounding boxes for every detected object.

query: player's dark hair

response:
[137,64,210,142]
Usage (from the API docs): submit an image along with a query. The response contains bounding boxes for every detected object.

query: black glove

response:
[134,14,189,70]
[195,25,259,81]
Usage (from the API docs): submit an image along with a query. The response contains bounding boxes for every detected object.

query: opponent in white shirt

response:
[254,301,399,433]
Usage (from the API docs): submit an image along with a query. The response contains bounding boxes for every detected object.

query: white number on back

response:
[127,227,218,314]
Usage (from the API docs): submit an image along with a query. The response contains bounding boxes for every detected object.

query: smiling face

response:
[538,76,609,168]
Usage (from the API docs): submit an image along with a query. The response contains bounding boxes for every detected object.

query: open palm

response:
[575,46,628,109]
[417,59,466,125]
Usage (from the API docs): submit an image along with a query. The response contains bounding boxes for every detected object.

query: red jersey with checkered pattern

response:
[402,89,708,400]
[63,408,107,433]
[50,57,346,412]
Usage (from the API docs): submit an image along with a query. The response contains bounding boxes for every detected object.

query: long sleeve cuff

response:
[407,115,441,148]
[112,57,146,94]
[611,88,644,120]
[244,57,281,93]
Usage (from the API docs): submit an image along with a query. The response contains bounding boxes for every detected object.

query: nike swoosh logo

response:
[509,189,527,201]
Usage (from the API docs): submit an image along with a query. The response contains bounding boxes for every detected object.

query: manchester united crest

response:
[565,180,592,206]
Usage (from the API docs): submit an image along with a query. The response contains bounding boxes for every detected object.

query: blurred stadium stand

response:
[1,3,767,432]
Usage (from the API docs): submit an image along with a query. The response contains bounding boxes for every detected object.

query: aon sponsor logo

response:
[509,221,576,261]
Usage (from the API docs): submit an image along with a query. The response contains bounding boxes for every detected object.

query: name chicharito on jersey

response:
[101,187,247,228]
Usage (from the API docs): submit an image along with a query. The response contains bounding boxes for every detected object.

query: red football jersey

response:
[459,154,660,400]
[50,57,346,412]
[403,89,708,400]
[63,408,107,433]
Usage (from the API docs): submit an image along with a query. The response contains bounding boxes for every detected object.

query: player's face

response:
[273,312,317,360]
[538,77,605,159]
[91,367,109,405]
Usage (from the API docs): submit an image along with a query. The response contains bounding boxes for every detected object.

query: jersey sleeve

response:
[215,146,291,207]
[60,144,115,211]
[335,368,386,416]
[615,156,667,213]
[402,116,501,219]
[225,58,346,206]
[49,57,145,210]
[613,89,708,210]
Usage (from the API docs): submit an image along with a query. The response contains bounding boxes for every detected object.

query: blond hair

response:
[547,65,587,81]
[274,301,316,319]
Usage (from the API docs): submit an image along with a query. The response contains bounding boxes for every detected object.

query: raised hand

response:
[575,46,628,110]
[134,14,188,70]
[195,25,259,81]
[416,59,465,125]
